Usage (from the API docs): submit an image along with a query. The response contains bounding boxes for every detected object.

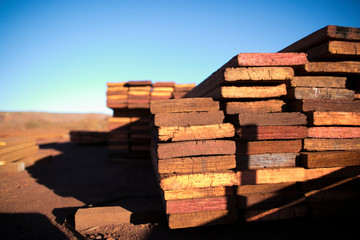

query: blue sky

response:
[1,0,359,114]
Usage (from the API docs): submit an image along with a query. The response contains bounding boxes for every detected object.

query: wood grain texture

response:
[312,112,360,126]
[291,76,347,88]
[236,140,302,154]
[237,126,308,140]
[225,100,285,114]
[289,87,354,100]
[306,41,360,59]
[308,127,360,138]
[236,53,308,66]
[287,99,360,112]
[153,111,224,127]
[302,61,360,74]
[224,67,294,81]
[163,186,234,201]
[237,112,307,126]
[221,84,287,99]
[300,151,360,168]
[236,153,298,169]
[303,138,360,151]
[150,98,219,113]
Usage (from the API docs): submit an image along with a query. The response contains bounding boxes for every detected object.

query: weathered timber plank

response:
[302,61,360,74]
[153,111,224,127]
[0,145,39,164]
[221,84,287,99]
[0,138,35,148]
[163,186,234,201]
[291,76,347,88]
[308,127,360,138]
[300,151,360,168]
[236,53,308,66]
[0,142,35,155]
[244,205,308,222]
[156,140,235,159]
[159,170,239,191]
[127,80,152,86]
[236,153,298,169]
[280,25,360,52]
[107,82,127,87]
[287,99,360,112]
[158,155,236,174]
[289,87,354,100]
[224,67,294,81]
[157,123,235,142]
[166,196,236,214]
[237,112,307,126]
[225,100,285,114]
[237,182,298,194]
[167,209,238,229]
[237,126,308,140]
[236,140,302,154]
[304,138,360,151]
[312,112,360,126]
[306,41,360,59]
[238,167,306,185]
[150,98,219,114]
[304,166,360,181]
[237,191,305,209]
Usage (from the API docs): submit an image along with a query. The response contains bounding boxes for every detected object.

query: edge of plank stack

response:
[0,138,52,173]
[150,98,239,229]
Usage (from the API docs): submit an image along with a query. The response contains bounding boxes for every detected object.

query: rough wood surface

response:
[312,112,360,126]
[287,99,360,112]
[304,166,360,181]
[289,87,354,100]
[157,155,236,174]
[236,53,308,66]
[224,67,294,81]
[166,196,236,214]
[0,145,39,164]
[280,25,360,52]
[0,142,35,155]
[225,100,285,114]
[163,186,234,201]
[167,209,238,229]
[237,112,307,126]
[236,153,298,169]
[308,127,360,138]
[236,140,302,154]
[303,138,360,151]
[300,151,360,168]
[0,138,35,148]
[153,82,175,87]
[156,140,236,159]
[237,126,308,140]
[159,171,239,191]
[301,61,360,74]
[291,76,347,88]
[150,98,219,114]
[306,41,360,59]
[157,123,235,142]
[221,84,287,99]
[153,111,224,127]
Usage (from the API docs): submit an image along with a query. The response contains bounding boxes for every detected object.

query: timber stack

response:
[70,131,109,145]
[280,25,360,217]
[150,98,239,229]
[106,81,195,163]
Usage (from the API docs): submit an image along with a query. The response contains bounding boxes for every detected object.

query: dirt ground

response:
[0,139,358,240]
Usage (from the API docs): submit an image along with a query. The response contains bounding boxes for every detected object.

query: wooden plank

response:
[238,167,306,185]
[164,186,234,201]
[224,100,285,114]
[158,155,236,174]
[288,87,354,100]
[224,67,294,82]
[304,138,360,151]
[0,142,35,155]
[107,82,127,87]
[280,25,360,52]
[300,151,360,168]
[156,140,235,159]
[308,127,360,138]
[153,82,175,87]
[0,138,35,148]
[304,166,360,181]
[306,41,360,59]
[236,153,298,169]
[166,195,236,214]
[221,84,287,99]
[0,162,25,173]
[174,83,196,91]
[244,205,307,222]
[236,140,302,155]
[167,209,238,229]
[312,112,360,126]
[127,80,152,86]
[150,98,219,114]
[291,76,347,88]
[153,111,224,127]
[301,61,360,74]
[159,170,239,191]
[0,145,39,164]
[237,112,307,126]
[236,53,308,66]
[157,123,235,142]
[287,99,360,112]
[237,182,298,194]
[237,126,308,140]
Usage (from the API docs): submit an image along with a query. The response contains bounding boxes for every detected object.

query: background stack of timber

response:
[0,138,51,173]
[106,81,195,163]
[150,98,239,229]
[70,131,109,145]
[280,25,360,217]
[184,53,312,221]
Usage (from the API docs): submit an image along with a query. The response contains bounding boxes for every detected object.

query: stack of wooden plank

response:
[70,131,109,145]
[0,138,51,172]
[280,25,360,217]
[151,82,175,100]
[172,83,196,99]
[150,98,239,229]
